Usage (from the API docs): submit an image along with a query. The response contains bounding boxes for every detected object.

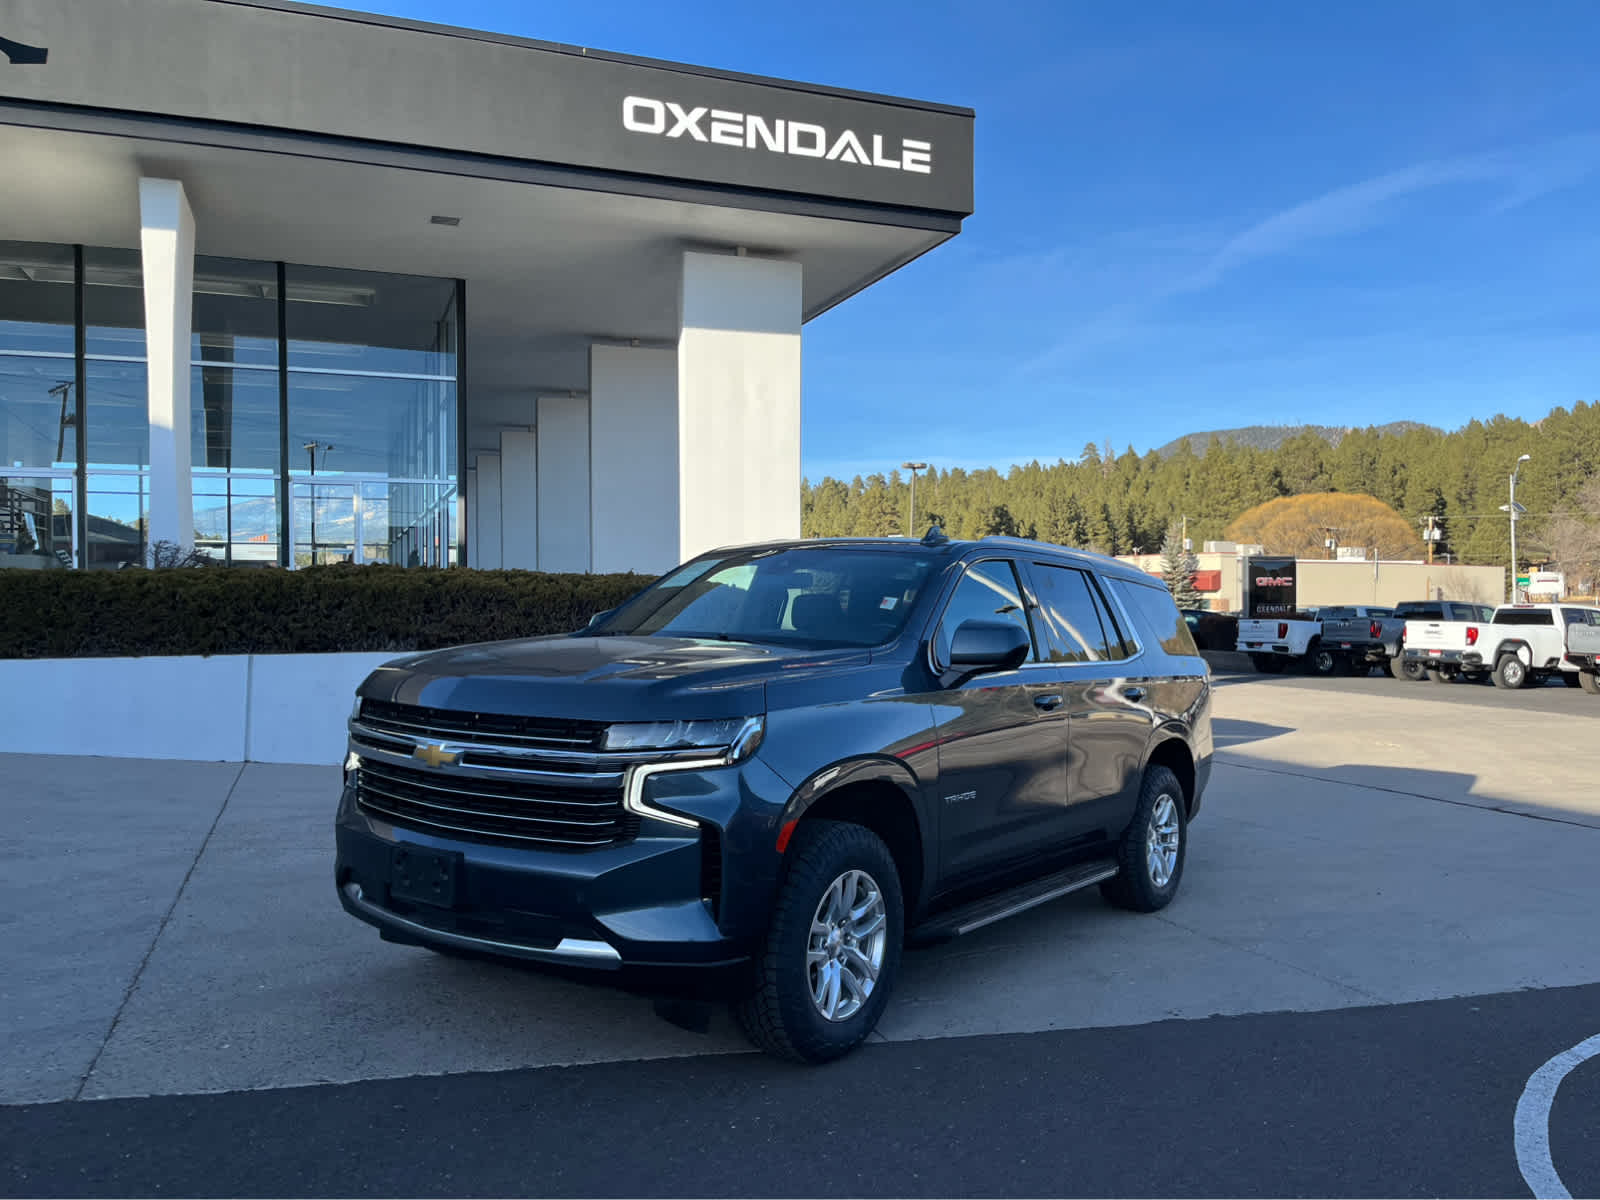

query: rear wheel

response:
[734,820,903,1064]
[1390,656,1428,682]
[1581,670,1600,695]
[1101,766,1187,913]
[1305,642,1338,676]
[1493,654,1529,690]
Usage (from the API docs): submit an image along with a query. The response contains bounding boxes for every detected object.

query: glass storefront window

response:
[0,474,74,568]
[194,470,279,566]
[83,247,146,360]
[287,373,455,480]
[85,472,146,569]
[285,266,456,378]
[191,365,280,472]
[1,355,78,469]
[0,241,75,357]
[193,257,279,368]
[85,360,150,470]
[0,247,460,570]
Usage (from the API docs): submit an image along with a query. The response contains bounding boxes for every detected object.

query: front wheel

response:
[1101,765,1188,913]
[1390,656,1429,682]
[734,820,903,1064]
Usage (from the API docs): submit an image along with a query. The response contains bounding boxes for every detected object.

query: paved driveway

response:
[4,675,1598,1195]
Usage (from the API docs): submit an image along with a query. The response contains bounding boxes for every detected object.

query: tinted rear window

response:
[1493,609,1554,626]
[1112,579,1200,658]
[1398,603,1443,619]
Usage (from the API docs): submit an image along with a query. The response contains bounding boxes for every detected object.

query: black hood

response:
[360,634,873,723]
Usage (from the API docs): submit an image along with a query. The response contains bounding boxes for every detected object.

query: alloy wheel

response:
[1146,794,1181,888]
[807,869,888,1022]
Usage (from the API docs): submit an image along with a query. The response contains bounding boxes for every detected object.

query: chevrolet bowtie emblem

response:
[413,742,460,768]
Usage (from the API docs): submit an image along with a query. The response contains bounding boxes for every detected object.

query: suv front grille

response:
[355,758,637,850]
[357,699,605,753]
[350,700,638,850]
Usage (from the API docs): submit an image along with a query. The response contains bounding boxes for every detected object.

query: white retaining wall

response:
[0,652,396,765]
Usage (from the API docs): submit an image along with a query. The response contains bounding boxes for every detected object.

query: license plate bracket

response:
[389,844,461,909]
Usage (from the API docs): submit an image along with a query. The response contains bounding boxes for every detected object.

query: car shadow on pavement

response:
[1210,718,1294,750]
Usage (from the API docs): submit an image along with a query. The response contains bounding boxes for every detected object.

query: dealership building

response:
[0,0,973,573]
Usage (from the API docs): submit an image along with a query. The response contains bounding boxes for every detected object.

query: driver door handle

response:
[1033,693,1064,712]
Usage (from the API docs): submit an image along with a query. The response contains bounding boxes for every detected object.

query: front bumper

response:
[334,753,795,994]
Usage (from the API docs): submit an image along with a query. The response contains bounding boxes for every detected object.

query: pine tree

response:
[1160,523,1201,608]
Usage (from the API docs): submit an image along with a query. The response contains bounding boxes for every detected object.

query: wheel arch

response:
[778,758,933,918]
[1144,735,1197,817]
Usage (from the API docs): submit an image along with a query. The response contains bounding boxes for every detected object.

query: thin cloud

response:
[1017,134,1600,376]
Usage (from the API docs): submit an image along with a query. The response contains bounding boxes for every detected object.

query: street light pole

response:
[901,461,928,536]
[1507,453,1530,601]
[303,441,334,565]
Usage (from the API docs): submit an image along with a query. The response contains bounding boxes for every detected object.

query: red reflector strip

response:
[775,818,799,853]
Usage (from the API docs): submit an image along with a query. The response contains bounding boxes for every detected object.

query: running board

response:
[909,858,1120,945]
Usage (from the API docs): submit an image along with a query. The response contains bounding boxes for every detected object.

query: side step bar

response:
[909,858,1120,946]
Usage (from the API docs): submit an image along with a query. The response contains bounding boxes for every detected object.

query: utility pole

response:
[1423,514,1437,566]
[901,461,928,537]
[1322,526,1341,560]
[1502,454,1530,602]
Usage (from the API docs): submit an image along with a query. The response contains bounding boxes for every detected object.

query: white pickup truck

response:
[1236,612,1328,674]
[1401,602,1600,689]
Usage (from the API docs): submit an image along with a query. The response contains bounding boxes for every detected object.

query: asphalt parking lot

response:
[4,671,1599,1197]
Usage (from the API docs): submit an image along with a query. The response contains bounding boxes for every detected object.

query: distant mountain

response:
[1156,421,1441,457]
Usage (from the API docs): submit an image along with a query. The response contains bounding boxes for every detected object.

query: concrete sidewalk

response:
[4,679,1598,1104]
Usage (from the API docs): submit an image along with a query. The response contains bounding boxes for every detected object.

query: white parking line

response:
[1514,1032,1600,1199]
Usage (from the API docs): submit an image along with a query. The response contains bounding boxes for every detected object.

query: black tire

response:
[1581,670,1600,695]
[733,820,903,1064]
[1250,654,1285,674]
[1304,642,1337,676]
[1493,654,1529,690]
[1563,672,1583,689]
[1100,765,1188,913]
[1390,656,1428,681]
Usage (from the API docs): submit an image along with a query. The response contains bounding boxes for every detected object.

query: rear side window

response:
[1029,562,1132,663]
[1562,608,1594,626]
[1494,609,1554,626]
[1114,579,1199,657]
[1399,603,1444,620]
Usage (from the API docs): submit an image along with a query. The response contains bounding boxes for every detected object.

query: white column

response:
[499,429,538,569]
[677,250,802,561]
[590,344,678,573]
[475,452,502,569]
[139,178,195,554]
[536,393,591,573]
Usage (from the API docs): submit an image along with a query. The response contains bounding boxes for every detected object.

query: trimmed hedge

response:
[0,566,658,659]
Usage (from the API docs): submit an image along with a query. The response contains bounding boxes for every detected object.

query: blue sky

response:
[342,0,1600,484]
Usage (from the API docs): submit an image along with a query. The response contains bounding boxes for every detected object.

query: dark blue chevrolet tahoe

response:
[336,529,1213,1062]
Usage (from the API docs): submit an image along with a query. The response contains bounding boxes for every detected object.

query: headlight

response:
[350,695,364,722]
[603,715,764,761]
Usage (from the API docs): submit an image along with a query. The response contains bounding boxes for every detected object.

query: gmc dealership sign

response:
[1245,555,1299,618]
[623,96,933,174]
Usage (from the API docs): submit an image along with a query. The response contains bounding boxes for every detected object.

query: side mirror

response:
[948,619,1031,674]
[586,607,616,630]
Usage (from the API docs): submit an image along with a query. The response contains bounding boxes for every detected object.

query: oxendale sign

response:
[623,96,933,174]
[1245,555,1299,618]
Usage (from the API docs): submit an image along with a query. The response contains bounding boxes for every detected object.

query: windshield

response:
[589,546,940,648]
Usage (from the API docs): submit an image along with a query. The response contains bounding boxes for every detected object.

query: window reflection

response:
[83,247,146,360]
[85,473,146,569]
[1,355,78,469]
[0,241,75,357]
[85,360,150,470]
[0,474,74,567]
